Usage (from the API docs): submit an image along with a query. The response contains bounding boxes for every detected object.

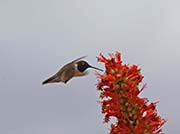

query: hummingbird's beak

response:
[89,65,103,72]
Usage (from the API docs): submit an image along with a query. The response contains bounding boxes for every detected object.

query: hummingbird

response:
[42,56,103,85]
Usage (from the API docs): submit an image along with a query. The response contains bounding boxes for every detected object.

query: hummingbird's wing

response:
[70,56,87,63]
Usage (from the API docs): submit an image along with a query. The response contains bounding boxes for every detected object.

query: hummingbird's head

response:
[76,60,103,72]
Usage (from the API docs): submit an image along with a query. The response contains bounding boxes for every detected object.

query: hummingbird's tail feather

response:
[42,75,59,85]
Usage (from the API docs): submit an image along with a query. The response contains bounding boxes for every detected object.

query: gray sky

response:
[0,0,179,133]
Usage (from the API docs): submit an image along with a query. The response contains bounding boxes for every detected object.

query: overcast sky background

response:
[0,0,180,133]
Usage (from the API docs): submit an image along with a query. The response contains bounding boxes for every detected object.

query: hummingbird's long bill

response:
[89,66,103,72]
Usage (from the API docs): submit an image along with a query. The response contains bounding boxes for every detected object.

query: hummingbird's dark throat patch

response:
[77,61,90,72]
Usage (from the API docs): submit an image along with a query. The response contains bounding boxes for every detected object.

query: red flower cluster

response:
[96,52,166,134]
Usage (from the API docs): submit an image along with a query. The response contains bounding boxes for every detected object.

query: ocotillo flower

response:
[96,51,166,134]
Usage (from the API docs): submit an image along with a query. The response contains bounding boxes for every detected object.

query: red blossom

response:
[96,51,166,134]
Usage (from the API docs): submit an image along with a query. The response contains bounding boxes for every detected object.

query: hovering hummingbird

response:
[42,56,103,85]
